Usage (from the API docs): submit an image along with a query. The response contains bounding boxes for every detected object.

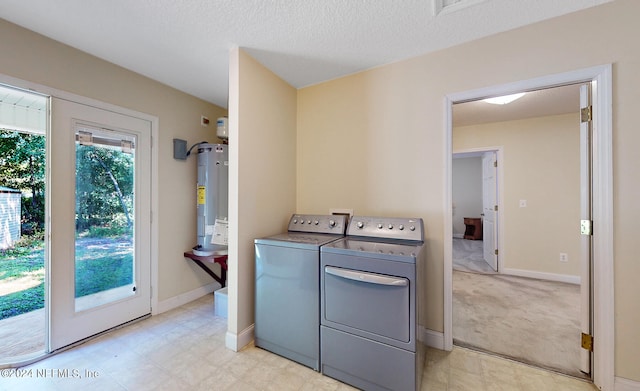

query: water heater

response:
[196,143,228,255]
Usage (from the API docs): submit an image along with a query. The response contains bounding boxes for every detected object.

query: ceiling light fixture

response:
[483,93,525,105]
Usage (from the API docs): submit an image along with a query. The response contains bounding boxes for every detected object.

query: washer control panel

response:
[288,214,347,234]
[346,216,424,241]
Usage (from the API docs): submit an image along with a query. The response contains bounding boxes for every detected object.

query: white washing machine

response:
[254,214,347,370]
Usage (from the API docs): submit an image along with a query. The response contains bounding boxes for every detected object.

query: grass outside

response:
[0,235,133,320]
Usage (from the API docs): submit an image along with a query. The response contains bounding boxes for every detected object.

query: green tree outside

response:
[75,144,134,236]
[0,130,45,233]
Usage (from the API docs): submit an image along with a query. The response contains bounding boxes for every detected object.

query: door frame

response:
[0,73,160,361]
[481,151,498,272]
[443,64,613,390]
[452,148,503,272]
[49,98,153,350]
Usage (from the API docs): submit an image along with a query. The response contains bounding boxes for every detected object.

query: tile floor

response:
[0,294,597,391]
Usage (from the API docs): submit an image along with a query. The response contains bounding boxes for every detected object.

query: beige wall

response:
[227,48,297,344]
[0,19,227,303]
[455,114,581,277]
[297,0,639,381]
[452,157,482,236]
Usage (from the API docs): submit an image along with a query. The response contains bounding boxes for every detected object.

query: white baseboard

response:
[502,268,581,285]
[153,282,220,315]
[420,327,445,350]
[225,324,254,352]
[616,377,640,391]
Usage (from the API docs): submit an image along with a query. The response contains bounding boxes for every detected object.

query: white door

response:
[48,98,151,351]
[579,84,592,375]
[482,152,498,271]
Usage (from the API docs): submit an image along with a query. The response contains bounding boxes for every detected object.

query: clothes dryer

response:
[320,216,426,391]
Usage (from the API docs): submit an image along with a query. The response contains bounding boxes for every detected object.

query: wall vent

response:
[433,0,486,16]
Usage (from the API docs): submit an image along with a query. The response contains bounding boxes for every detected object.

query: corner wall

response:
[227,48,297,349]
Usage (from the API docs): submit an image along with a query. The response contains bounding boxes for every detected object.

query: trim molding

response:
[502,268,580,285]
[421,327,445,350]
[225,324,254,352]
[154,282,220,315]
[591,64,615,391]
[615,377,640,391]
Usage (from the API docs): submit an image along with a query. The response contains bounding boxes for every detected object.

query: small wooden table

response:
[463,217,483,240]
[183,251,228,287]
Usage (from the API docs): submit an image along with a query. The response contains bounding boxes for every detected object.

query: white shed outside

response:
[0,186,21,250]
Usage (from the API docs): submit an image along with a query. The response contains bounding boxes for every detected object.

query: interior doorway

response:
[452,148,501,274]
[450,84,587,377]
[443,65,614,390]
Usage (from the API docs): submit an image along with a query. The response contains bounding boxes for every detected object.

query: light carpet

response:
[453,270,584,378]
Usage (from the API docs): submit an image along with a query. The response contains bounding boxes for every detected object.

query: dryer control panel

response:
[288,214,347,235]
[346,216,424,242]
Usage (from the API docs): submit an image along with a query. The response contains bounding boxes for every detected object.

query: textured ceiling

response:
[0,0,611,109]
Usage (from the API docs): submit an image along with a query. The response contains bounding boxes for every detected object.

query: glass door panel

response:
[74,126,136,311]
[0,85,48,364]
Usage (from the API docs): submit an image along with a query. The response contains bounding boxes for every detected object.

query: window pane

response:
[74,128,136,312]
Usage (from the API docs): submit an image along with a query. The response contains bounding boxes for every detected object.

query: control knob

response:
[399,224,404,230]
[410,226,415,231]
[314,220,319,225]
[388,224,393,230]
[377,223,383,229]
[357,221,364,229]
[329,220,336,227]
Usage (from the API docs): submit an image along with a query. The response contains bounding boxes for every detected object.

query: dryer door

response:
[323,265,410,343]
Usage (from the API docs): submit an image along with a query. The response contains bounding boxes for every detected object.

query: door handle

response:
[325,266,408,286]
